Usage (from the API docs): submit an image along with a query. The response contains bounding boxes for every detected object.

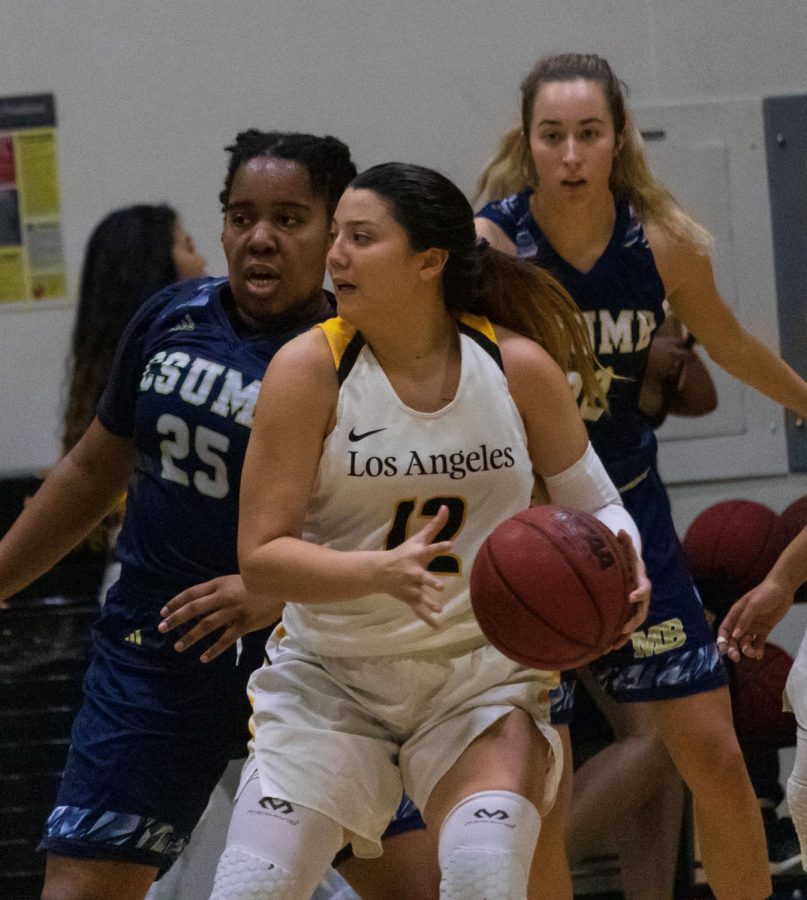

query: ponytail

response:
[471,242,605,409]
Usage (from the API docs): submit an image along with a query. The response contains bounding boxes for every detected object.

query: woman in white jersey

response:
[203,162,649,900]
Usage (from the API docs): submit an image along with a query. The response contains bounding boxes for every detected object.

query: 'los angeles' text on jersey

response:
[347,442,516,479]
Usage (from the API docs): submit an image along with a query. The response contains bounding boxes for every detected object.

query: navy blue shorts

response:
[551,465,727,722]
[40,607,264,873]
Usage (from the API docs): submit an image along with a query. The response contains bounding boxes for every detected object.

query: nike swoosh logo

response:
[348,426,387,442]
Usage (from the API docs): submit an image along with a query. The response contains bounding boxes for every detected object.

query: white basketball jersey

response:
[281,313,535,656]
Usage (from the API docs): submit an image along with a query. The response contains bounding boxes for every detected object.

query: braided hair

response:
[220,130,356,216]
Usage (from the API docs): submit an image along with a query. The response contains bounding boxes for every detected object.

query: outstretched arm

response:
[718,524,807,661]
[646,225,807,418]
[0,418,134,606]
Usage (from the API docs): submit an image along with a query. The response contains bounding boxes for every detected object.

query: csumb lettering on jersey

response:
[347,442,516,479]
[568,308,658,424]
[138,350,260,428]
[581,308,657,356]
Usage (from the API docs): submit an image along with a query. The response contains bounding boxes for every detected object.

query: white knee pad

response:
[438,790,541,900]
[210,765,344,899]
[210,845,305,900]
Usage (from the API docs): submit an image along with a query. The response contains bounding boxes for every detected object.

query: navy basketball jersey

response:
[477,190,666,486]
[97,277,332,660]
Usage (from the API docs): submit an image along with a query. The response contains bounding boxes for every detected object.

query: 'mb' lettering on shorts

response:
[630,618,686,659]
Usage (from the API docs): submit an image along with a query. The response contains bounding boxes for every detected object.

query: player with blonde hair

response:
[475,51,807,899]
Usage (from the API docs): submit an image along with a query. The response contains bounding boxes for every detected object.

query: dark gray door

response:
[764,94,807,471]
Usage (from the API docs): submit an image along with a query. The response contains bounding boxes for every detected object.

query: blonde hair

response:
[475,53,712,251]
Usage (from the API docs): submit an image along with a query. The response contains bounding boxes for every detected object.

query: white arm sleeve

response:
[542,443,642,557]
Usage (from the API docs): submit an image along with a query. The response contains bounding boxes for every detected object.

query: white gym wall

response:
[1,0,805,591]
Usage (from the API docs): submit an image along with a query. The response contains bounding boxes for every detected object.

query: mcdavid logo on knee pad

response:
[474,808,509,820]
[258,797,295,815]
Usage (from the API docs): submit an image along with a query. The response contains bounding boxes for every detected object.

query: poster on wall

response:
[0,93,67,308]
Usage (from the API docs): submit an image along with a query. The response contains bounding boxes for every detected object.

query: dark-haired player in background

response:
[63,203,206,460]
[61,203,206,597]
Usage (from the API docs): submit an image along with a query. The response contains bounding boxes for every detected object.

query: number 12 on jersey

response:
[385,496,466,574]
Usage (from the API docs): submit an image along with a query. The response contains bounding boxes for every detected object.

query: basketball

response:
[470,505,634,671]
[682,500,782,617]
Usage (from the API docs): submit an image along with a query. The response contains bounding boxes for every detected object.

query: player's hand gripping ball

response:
[470,506,634,670]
